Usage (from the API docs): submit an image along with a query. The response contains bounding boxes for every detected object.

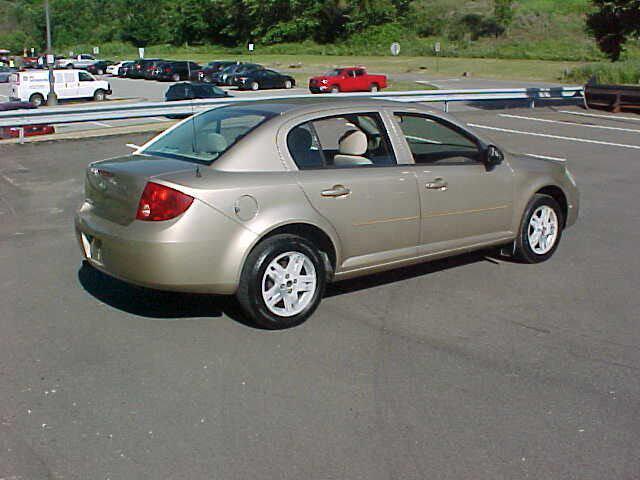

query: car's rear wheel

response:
[370,83,379,92]
[514,194,564,263]
[284,80,293,89]
[29,93,44,107]
[96,68,104,75]
[172,73,180,82]
[93,89,107,102]
[330,85,339,93]
[237,234,326,329]
[250,81,260,91]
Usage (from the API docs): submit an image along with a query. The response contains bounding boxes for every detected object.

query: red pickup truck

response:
[309,67,387,93]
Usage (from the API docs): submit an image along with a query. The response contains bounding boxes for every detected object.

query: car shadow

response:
[77,261,254,326]
[78,250,503,327]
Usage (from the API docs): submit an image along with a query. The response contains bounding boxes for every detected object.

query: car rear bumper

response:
[74,199,258,294]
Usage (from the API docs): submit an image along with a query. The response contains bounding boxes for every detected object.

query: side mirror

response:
[484,145,504,166]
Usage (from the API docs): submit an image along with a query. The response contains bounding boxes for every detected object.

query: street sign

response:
[30,47,35,56]
[46,54,54,65]
[138,47,145,59]
[390,42,400,56]
[93,46,99,55]
[248,43,255,52]
[434,42,441,53]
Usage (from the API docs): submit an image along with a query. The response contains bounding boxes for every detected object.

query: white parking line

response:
[524,153,566,162]
[467,123,640,150]
[499,113,640,134]
[0,94,8,99]
[150,116,172,122]
[558,110,640,122]
[90,121,112,127]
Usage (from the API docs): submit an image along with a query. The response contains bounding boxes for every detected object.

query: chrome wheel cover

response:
[261,251,317,317]
[528,205,558,255]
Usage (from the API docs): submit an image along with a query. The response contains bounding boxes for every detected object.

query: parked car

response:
[117,61,135,77]
[309,67,387,93]
[106,61,131,75]
[143,59,171,80]
[154,61,202,82]
[128,59,163,79]
[0,65,17,82]
[0,100,36,111]
[226,63,264,86]
[191,61,237,83]
[9,69,111,106]
[74,98,579,329]
[236,69,295,90]
[165,82,230,101]
[1,124,55,139]
[56,54,96,69]
[86,60,114,75]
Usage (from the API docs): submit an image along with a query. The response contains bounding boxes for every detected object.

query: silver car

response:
[75,98,579,328]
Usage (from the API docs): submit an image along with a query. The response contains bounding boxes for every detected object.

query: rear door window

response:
[287,113,396,169]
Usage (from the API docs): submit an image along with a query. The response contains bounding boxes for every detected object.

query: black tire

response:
[237,234,326,329]
[514,194,564,264]
[330,85,339,93]
[250,81,260,91]
[96,69,104,75]
[66,64,74,69]
[370,83,379,92]
[29,93,44,107]
[284,79,293,89]
[172,73,180,82]
[93,89,106,102]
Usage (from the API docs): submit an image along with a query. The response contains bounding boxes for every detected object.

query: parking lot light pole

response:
[45,0,57,106]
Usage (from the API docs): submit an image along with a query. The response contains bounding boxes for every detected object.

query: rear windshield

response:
[142,106,276,164]
[325,69,344,76]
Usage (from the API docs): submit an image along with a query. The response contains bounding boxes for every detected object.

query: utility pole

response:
[45,0,57,106]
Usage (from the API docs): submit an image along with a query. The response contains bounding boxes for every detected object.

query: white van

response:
[9,69,112,106]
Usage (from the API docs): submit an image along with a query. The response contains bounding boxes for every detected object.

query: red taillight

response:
[136,182,194,221]
[164,67,171,73]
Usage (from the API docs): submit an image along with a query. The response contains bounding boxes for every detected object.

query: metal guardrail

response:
[0,87,584,128]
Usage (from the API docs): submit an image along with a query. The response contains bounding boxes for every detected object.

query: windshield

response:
[143,106,277,164]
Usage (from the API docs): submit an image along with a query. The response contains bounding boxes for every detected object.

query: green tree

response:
[587,0,640,61]
[494,0,514,35]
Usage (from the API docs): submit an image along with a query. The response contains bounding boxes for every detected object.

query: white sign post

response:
[93,46,99,55]
[138,47,145,59]
[434,42,441,72]
[390,42,400,56]
[248,43,255,52]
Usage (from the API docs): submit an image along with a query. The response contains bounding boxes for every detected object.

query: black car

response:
[117,61,135,77]
[86,60,114,75]
[164,82,231,119]
[226,63,265,86]
[190,61,237,83]
[216,63,262,86]
[154,61,201,82]
[128,59,163,79]
[236,69,295,91]
[143,60,171,80]
[165,82,231,101]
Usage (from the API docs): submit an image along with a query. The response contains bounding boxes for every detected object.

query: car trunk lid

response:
[84,154,194,225]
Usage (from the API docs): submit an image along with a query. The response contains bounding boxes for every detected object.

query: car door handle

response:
[425,178,448,191]
[321,185,351,198]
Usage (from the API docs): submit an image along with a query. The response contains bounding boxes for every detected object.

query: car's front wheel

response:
[237,234,326,329]
[250,81,260,91]
[29,93,44,107]
[514,194,564,263]
[93,89,107,101]
[284,80,293,89]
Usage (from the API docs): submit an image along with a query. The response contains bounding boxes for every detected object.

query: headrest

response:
[197,132,228,154]
[338,130,367,156]
[288,127,312,152]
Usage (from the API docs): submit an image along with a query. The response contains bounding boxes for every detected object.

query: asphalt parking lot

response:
[1,105,639,479]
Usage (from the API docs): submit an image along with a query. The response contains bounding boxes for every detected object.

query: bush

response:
[566,61,640,84]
